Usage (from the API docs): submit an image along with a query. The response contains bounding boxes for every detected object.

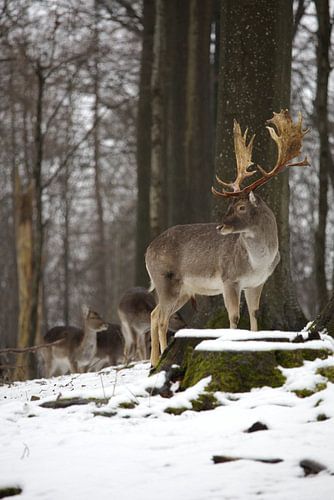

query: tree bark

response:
[314,0,332,311]
[13,173,34,380]
[308,290,334,338]
[184,0,213,224]
[93,3,108,316]
[165,0,189,226]
[150,0,167,239]
[209,0,305,331]
[135,0,155,286]
[26,63,44,378]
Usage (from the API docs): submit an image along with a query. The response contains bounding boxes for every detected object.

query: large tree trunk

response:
[208,0,305,331]
[165,0,189,226]
[314,0,332,311]
[135,0,155,286]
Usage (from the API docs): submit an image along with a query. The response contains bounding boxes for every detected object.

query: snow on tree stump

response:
[153,329,334,393]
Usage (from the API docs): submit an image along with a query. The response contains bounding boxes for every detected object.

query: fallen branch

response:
[0,339,64,355]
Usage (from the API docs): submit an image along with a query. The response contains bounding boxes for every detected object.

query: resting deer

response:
[89,323,125,371]
[43,306,111,376]
[118,286,186,361]
[146,110,309,366]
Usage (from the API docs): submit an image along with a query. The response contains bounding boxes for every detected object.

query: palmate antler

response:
[212,110,310,198]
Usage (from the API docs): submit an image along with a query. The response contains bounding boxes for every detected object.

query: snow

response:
[1,329,334,500]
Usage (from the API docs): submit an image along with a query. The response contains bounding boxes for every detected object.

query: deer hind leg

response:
[244,284,263,331]
[150,294,189,367]
[222,283,241,329]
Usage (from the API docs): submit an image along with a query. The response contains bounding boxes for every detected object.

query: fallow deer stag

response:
[145,110,309,367]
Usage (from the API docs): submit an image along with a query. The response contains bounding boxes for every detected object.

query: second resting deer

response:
[118,286,186,361]
[146,110,309,366]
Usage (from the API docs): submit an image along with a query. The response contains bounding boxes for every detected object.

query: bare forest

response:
[0,0,333,379]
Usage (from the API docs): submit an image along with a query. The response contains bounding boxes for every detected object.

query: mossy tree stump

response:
[153,330,333,393]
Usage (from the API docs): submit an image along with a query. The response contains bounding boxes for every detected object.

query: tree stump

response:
[153,329,333,392]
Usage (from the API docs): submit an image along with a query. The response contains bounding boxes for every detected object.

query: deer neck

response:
[77,324,98,367]
[239,220,278,267]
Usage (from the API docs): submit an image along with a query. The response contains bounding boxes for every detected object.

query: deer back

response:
[146,195,279,297]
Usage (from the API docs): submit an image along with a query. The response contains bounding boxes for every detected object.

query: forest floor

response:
[1,329,334,500]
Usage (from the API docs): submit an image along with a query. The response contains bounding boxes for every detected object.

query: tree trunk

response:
[24,64,45,379]
[150,0,167,239]
[308,290,334,338]
[209,0,305,331]
[93,4,108,316]
[135,0,155,286]
[184,0,214,224]
[13,173,34,380]
[314,0,332,311]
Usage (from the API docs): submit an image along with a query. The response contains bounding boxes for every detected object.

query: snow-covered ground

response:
[1,329,334,500]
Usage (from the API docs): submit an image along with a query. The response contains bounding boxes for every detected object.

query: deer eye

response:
[238,205,246,212]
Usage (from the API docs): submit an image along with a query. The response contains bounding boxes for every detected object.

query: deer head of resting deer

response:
[146,110,309,367]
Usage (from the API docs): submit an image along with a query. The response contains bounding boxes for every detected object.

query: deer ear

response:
[249,191,257,206]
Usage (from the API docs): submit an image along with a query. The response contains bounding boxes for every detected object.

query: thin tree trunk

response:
[135,0,155,286]
[13,173,34,380]
[26,63,45,378]
[150,0,167,239]
[93,4,108,316]
[314,0,332,311]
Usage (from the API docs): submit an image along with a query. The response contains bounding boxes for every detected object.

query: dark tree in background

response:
[135,0,155,286]
[314,0,333,311]
[135,0,215,285]
[211,0,306,330]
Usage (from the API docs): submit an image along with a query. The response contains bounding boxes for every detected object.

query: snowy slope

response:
[1,330,334,500]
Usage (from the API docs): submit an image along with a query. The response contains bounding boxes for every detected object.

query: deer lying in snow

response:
[43,306,124,376]
[118,286,186,361]
[146,110,309,366]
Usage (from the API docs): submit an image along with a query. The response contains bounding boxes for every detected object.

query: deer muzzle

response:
[216,224,234,235]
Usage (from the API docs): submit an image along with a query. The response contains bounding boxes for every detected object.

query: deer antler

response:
[212,120,256,196]
[212,110,310,198]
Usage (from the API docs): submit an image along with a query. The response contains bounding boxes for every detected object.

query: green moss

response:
[276,349,330,367]
[164,406,189,415]
[301,349,330,362]
[294,383,327,398]
[317,366,334,382]
[275,350,304,368]
[118,401,137,409]
[181,350,286,392]
[190,392,220,411]
[293,389,314,398]
[40,397,109,409]
[93,410,117,418]
[0,486,22,498]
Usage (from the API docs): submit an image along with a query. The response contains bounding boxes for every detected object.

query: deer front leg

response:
[244,284,263,331]
[222,283,241,329]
